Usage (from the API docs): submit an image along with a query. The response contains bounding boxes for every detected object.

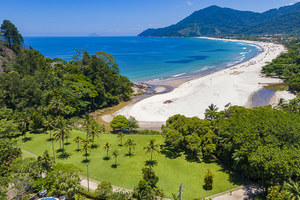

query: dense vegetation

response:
[262,38,300,92]
[0,20,132,133]
[138,2,300,37]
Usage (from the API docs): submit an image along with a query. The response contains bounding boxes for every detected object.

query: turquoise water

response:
[24,37,261,82]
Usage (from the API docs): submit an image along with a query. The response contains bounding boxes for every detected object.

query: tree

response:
[87,120,101,144]
[204,103,219,121]
[143,139,160,161]
[43,116,56,140]
[128,116,139,131]
[204,169,214,190]
[112,150,119,166]
[81,139,92,160]
[110,115,129,131]
[267,185,284,200]
[37,150,54,175]
[103,142,112,158]
[125,138,136,155]
[132,167,164,200]
[283,179,300,200]
[73,135,83,151]
[117,132,125,146]
[53,116,72,151]
[82,113,93,138]
[48,163,82,198]
[0,20,24,52]
[96,180,113,200]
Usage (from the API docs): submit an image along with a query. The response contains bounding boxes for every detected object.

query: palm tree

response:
[283,179,300,200]
[117,132,125,146]
[73,135,83,151]
[37,150,54,175]
[125,139,136,155]
[81,139,92,160]
[53,116,72,151]
[19,112,31,140]
[83,113,92,138]
[103,142,112,157]
[88,121,100,144]
[143,139,160,161]
[43,116,56,140]
[204,103,219,121]
[49,98,64,117]
[112,150,119,165]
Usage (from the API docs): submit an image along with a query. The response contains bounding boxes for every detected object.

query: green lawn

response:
[18,130,242,199]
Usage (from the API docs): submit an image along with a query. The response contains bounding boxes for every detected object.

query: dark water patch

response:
[166,55,209,64]
[203,49,228,52]
[187,55,209,60]
[250,87,275,108]
[166,59,196,64]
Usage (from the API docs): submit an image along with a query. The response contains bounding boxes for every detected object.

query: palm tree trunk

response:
[86,149,88,160]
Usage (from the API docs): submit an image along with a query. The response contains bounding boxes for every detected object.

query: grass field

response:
[18,130,242,199]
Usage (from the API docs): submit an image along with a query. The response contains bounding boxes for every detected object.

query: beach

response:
[105,39,288,126]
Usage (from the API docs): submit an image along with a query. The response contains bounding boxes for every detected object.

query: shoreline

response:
[103,38,287,126]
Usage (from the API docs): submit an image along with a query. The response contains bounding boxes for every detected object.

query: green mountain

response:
[138,3,300,37]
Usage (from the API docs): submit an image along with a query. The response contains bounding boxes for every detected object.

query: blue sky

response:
[1,0,299,36]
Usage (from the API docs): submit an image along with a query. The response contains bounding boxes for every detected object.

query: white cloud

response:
[187,1,193,6]
[148,24,159,27]
[176,5,182,8]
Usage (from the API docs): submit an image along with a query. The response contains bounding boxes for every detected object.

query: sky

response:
[1,0,299,36]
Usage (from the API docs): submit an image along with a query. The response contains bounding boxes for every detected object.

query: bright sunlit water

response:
[24,37,261,82]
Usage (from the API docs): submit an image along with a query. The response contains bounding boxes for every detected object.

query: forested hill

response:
[138,2,300,37]
[0,20,132,132]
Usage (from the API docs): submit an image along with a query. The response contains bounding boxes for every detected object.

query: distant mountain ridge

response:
[138,2,300,37]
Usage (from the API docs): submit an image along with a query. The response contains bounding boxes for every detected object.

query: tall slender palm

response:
[112,150,119,165]
[19,112,31,139]
[143,139,160,161]
[117,132,125,146]
[81,139,92,160]
[283,179,300,200]
[73,135,83,151]
[103,142,112,157]
[83,113,92,138]
[125,139,136,155]
[88,121,100,144]
[53,116,72,151]
[44,116,56,140]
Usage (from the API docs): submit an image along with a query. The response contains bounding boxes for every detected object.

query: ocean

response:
[24,37,262,82]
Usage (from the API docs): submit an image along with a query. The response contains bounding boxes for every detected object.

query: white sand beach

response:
[112,39,287,123]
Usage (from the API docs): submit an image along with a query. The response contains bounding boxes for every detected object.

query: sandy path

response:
[117,40,286,122]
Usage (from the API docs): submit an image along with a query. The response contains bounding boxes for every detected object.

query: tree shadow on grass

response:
[75,149,81,153]
[46,138,54,142]
[212,155,244,186]
[81,158,91,164]
[64,142,71,146]
[124,153,135,157]
[111,164,119,168]
[160,144,182,160]
[91,144,99,149]
[57,152,72,160]
[144,160,158,168]
[103,156,111,161]
[22,137,32,143]
[56,148,64,153]
[118,144,123,147]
